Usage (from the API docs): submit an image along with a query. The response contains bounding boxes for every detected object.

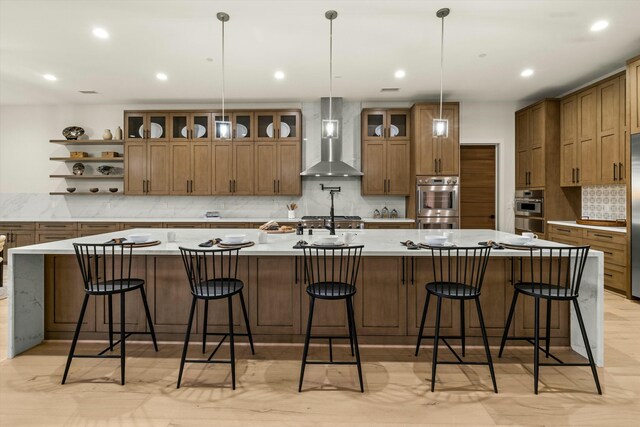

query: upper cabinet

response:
[169,112,212,142]
[411,103,459,176]
[125,112,169,142]
[361,108,411,196]
[628,55,640,135]
[515,100,559,190]
[255,111,301,142]
[560,73,626,186]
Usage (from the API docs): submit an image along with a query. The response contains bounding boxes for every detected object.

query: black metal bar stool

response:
[177,247,254,389]
[414,246,497,393]
[62,242,158,385]
[299,244,364,392]
[498,245,601,394]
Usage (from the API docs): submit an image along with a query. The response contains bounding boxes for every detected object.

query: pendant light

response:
[322,10,339,139]
[216,12,232,140]
[433,8,450,138]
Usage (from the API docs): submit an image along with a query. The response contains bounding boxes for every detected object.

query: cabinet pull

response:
[438,159,442,173]
[619,162,623,180]
[576,168,580,183]
[401,257,405,285]
[613,163,617,181]
[191,180,194,193]
[233,180,236,193]
[273,180,276,193]
[434,159,438,173]
[593,233,613,239]
[572,168,575,183]
[387,179,391,193]
[411,257,415,286]
[556,228,571,233]
[229,180,232,193]
[294,256,298,284]
[604,273,613,278]
[187,180,190,193]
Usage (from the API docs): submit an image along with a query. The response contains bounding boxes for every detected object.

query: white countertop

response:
[0,217,415,224]
[547,220,627,234]
[9,228,601,258]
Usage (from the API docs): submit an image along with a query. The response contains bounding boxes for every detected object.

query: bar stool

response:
[498,245,601,394]
[299,244,364,392]
[177,247,254,389]
[62,243,158,385]
[414,246,497,393]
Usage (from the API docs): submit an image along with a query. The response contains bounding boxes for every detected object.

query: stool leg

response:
[107,295,114,351]
[415,292,431,356]
[228,296,236,390]
[347,297,364,393]
[431,296,443,392]
[139,286,158,352]
[177,296,197,389]
[299,296,315,392]
[572,298,602,394]
[534,297,540,394]
[346,298,354,357]
[202,300,209,354]
[475,297,498,393]
[499,290,519,358]
[460,299,465,357]
[545,299,551,358]
[238,290,255,355]
[120,292,126,386]
[61,294,89,384]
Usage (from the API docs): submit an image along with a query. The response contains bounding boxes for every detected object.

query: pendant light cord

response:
[329,16,333,125]
[438,13,445,121]
[221,18,226,121]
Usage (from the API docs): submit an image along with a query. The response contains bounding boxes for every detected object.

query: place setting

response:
[199,234,255,248]
[479,232,539,250]
[104,233,161,247]
[401,232,455,250]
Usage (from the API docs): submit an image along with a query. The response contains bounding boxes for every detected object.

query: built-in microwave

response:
[514,189,544,217]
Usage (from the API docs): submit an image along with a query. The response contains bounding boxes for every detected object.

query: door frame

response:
[460,142,500,230]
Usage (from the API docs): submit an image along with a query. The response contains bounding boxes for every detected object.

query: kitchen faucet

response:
[320,184,341,235]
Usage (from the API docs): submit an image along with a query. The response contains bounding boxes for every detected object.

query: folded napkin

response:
[199,238,222,247]
[293,240,308,249]
[105,237,128,244]
[478,241,504,250]
[400,240,420,250]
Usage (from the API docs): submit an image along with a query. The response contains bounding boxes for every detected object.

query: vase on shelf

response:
[115,126,123,140]
[103,129,113,140]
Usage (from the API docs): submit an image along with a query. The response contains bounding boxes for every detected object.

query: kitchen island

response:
[6,228,604,365]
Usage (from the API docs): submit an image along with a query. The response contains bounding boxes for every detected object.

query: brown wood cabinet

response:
[628,55,640,135]
[364,222,414,229]
[411,103,459,176]
[254,141,301,196]
[169,112,212,142]
[0,222,35,263]
[124,141,170,195]
[596,76,626,184]
[560,96,578,186]
[125,112,169,142]
[169,141,212,195]
[36,223,78,243]
[254,111,301,142]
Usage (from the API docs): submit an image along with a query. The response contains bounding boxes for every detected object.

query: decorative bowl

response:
[127,234,151,244]
[62,126,85,140]
[89,188,99,193]
[316,235,340,245]
[97,165,114,175]
[108,188,118,193]
[224,234,246,244]
[424,235,447,246]
[66,187,76,193]
[506,236,531,246]
[72,162,85,176]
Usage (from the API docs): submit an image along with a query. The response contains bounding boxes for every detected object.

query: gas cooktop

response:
[301,215,362,220]
[300,215,363,229]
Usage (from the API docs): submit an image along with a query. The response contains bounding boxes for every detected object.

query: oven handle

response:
[417,186,424,215]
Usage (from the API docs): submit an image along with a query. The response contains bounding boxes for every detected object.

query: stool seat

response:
[306,282,356,299]
[514,282,576,300]
[85,279,145,295]
[426,282,479,299]
[193,278,244,299]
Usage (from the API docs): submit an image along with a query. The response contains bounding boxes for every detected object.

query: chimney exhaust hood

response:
[301,97,363,177]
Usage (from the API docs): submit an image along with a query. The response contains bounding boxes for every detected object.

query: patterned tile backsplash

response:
[581,185,627,220]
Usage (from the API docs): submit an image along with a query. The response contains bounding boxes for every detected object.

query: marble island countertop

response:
[547,220,627,234]
[0,216,416,224]
[9,228,603,258]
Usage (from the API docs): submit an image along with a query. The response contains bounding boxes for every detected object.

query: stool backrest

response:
[427,246,492,295]
[73,243,135,293]
[302,245,364,294]
[513,245,590,297]
[179,247,240,297]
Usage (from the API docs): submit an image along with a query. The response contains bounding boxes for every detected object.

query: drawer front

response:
[585,229,626,246]
[36,232,78,243]
[547,224,583,238]
[121,222,164,230]
[0,222,36,231]
[37,222,77,231]
[547,233,583,246]
[211,222,251,229]
[164,222,208,228]
[78,222,121,231]
[366,223,415,229]
[603,264,626,292]
[586,241,627,267]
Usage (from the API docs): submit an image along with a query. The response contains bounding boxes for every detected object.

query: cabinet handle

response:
[387,179,391,193]
[572,168,575,183]
[233,180,236,193]
[619,162,623,180]
[613,163,617,181]
[277,179,280,193]
[438,159,442,173]
[273,180,276,193]
[191,180,194,193]
[604,273,613,278]
[187,180,190,193]
[556,228,571,233]
[401,257,405,285]
[411,257,415,286]
[434,159,438,173]
[593,233,613,239]
[229,180,232,193]
[576,168,580,183]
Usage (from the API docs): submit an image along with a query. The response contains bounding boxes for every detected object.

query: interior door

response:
[460,145,496,229]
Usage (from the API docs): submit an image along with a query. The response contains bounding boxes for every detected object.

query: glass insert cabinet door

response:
[256,112,276,141]
[171,113,211,141]
[362,110,409,141]
[255,111,301,141]
[170,113,189,141]
[388,111,409,140]
[232,112,253,140]
[147,114,168,141]
[363,110,386,141]
[125,113,169,141]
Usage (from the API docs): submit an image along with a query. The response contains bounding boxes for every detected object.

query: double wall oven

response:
[416,176,459,229]
[514,189,545,237]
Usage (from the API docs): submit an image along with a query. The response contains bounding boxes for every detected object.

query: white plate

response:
[390,124,400,137]
[139,122,163,138]
[236,123,248,138]
[221,239,250,245]
[374,124,383,136]
[313,241,342,246]
[266,122,291,138]
[181,124,206,138]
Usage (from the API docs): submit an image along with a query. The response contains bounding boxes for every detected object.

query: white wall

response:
[0,100,518,230]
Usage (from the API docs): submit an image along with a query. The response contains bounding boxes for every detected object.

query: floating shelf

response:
[49,139,125,145]
[50,157,124,162]
[49,175,124,179]
[50,192,122,196]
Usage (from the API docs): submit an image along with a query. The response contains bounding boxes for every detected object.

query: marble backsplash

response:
[0,178,406,220]
[581,184,626,220]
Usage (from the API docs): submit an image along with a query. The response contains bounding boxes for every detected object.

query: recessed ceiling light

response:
[590,20,609,32]
[394,69,406,79]
[92,27,109,39]
[274,70,285,80]
[43,74,57,81]
[156,73,168,81]
[520,68,534,78]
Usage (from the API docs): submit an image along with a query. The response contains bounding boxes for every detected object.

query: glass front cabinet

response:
[125,112,170,142]
[362,109,410,142]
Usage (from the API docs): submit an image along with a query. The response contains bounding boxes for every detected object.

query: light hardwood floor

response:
[0,290,639,426]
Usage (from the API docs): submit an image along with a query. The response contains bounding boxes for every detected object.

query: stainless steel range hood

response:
[301,97,363,177]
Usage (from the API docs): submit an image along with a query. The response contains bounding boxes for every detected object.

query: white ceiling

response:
[1,0,639,105]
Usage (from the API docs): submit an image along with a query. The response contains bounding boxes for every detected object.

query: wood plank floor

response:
[1,291,639,426]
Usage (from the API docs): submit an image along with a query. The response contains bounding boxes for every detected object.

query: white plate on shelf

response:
[138,122,163,138]
[374,124,383,136]
[181,124,206,138]
[236,123,248,138]
[374,124,400,137]
[266,122,291,138]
